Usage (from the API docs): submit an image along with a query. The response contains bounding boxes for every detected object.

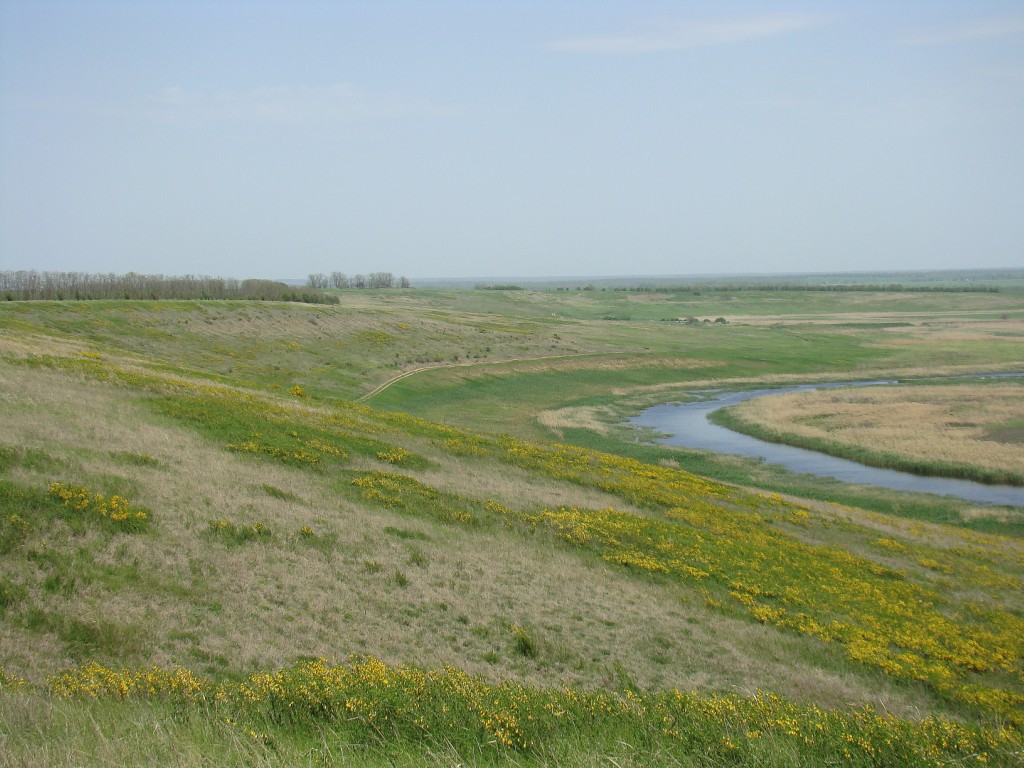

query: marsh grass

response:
[716,382,1024,485]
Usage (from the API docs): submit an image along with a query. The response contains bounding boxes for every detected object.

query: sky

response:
[1,1,1022,280]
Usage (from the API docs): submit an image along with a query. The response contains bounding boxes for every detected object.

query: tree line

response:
[307,272,410,289]
[1,271,339,304]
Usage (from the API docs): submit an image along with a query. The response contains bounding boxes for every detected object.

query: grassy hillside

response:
[1,290,1022,765]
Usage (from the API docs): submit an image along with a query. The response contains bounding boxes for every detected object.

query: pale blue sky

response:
[1,1,1022,279]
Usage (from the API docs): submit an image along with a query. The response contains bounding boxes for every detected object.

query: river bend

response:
[630,380,1024,507]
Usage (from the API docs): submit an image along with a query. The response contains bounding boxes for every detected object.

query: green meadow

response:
[1,286,1022,766]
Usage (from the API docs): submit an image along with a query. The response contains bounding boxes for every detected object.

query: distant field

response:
[1,287,1023,765]
[364,288,1024,427]
[714,381,1024,486]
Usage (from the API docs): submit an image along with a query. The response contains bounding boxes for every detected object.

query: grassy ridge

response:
[4,290,1024,413]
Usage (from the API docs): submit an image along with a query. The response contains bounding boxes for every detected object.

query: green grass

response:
[2,656,1018,767]
[4,290,1023,410]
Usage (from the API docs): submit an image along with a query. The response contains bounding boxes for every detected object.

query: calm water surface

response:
[630,379,1024,507]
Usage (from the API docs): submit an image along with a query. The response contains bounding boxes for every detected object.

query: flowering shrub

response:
[48,482,149,532]
[351,472,475,524]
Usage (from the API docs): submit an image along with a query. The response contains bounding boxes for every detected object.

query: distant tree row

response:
[0,271,339,304]
[308,272,411,289]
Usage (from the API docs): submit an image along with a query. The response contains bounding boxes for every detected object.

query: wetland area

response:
[631,376,1024,507]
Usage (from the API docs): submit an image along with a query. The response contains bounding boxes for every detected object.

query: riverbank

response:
[710,382,1024,487]
[629,382,1024,510]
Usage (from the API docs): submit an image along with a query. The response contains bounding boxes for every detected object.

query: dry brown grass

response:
[0,361,945,717]
[729,382,1024,478]
[536,405,617,436]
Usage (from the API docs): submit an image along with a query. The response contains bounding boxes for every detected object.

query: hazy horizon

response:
[2,2,1023,280]
[9,266,1021,289]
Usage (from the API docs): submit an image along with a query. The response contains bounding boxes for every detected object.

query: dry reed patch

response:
[727,383,1024,478]
[536,405,617,436]
[726,309,1022,326]
[863,316,1024,346]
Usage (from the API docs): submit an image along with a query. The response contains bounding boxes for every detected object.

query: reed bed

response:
[717,383,1024,485]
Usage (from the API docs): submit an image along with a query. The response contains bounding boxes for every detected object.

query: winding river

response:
[630,379,1024,507]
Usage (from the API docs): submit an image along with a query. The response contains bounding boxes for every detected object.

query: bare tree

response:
[0,270,340,304]
[307,273,328,289]
[367,272,395,288]
[330,271,349,288]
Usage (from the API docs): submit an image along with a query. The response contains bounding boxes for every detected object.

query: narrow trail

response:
[356,353,594,403]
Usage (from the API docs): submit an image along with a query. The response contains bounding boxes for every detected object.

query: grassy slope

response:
[1,291,1023,765]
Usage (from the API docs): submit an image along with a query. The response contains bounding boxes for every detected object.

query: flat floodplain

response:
[1,285,1023,766]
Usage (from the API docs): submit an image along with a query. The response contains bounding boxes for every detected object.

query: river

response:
[629,379,1024,507]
